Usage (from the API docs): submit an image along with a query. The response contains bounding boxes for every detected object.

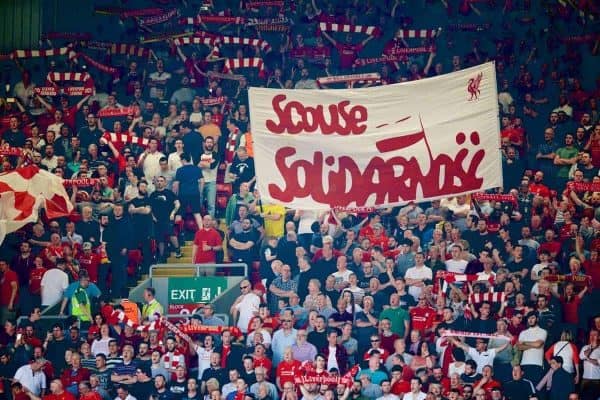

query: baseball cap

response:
[83,242,92,250]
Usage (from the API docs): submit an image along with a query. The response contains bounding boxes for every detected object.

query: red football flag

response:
[0,165,73,244]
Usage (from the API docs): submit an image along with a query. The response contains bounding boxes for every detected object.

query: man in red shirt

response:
[320,32,374,71]
[276,347,301,392]
[409,296,436,338]
[27,379,76,400]
[28,257,47,308]
[77,382,101,400]
[390,365,411,396]
[0,259,18,324]
[60,352,90,396]
[77,242,101,283]
[192,215,223,264]
[35,94,90,131]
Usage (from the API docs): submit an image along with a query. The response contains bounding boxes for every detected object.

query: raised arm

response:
[321,31,337,46]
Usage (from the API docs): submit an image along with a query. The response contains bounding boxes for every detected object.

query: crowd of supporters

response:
[1,0,600,400]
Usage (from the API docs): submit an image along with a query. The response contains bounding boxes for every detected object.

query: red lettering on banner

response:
[268,125,486,208]
[266,94,367,135]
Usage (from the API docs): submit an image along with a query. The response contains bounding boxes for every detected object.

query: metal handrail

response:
[149,263,248,278]
[16,315,77,331]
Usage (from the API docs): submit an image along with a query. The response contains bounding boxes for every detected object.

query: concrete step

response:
[167,256,193,263]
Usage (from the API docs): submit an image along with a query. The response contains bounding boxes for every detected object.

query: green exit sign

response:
[168,277,227,305]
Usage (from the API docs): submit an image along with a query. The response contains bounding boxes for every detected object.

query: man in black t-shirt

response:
[149,176,181,261]
[128,180,154,272]
[168,366,189,400]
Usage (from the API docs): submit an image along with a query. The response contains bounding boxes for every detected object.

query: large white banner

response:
[249,62,502,210]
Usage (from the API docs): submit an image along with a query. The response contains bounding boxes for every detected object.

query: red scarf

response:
[222,57,265,78]
[63,178,100,187]
[394,29,440,39]
[317,22,381,37]
[472,192,517,204]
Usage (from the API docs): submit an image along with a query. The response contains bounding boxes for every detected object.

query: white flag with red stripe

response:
[0,165,74,244]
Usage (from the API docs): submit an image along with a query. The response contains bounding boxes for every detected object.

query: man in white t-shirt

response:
[331,255,353,291]
[376,379,400,400]
[13,358,46,395]
[445,245,468,274]
[230,280,260,334]
[449,337,509,373]
[516,312,547,385]
[580,328,600,399]
[40,258,69,307]
[137,138,166,184]
[402,378,426,400]
[404,253,432,301]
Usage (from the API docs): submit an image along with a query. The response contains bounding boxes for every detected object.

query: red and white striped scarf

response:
[219,35,271,52]
[316,73,381,87]
[394,29,440,39]
[226,128,240,163]
[173,36,215,46]
[111,43,150,58]
[103,132,149,147]
[222,57,265,78]
[469,292,506,304]
[46,71,93,85]
[437,271,482,283]
[318,22,381,37]
[174,35,271,53]
[440,329,511,341]
[42,72,95,96]
[11,47,71,59]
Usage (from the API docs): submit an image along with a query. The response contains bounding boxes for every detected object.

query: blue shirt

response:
[63,282,101,301]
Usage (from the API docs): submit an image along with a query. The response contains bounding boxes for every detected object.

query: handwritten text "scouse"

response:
[265,94,368,135]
